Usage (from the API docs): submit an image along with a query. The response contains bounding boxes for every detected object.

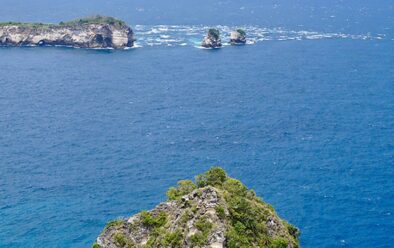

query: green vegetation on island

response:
[0,21,55,28]
[96,167,300,248]
[0,15,127,28]
[59,15,127,28]
[208,28,220,40]
[236,29,246,36]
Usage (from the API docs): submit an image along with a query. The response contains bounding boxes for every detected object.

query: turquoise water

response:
[1,1,394,248]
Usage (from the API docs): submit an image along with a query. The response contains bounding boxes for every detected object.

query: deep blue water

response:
[1,1,394,248]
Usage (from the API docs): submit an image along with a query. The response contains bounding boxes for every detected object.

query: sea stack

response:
[230,29,246,45]
[94,167,300,248]
[0,16,135,49]
[201,28,222,48]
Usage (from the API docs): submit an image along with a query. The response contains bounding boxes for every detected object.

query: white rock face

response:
[0,23,134,49]
[230,30,246,45]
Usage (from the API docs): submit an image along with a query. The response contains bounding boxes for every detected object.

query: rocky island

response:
[230,29,246,45]
[94,167,300,248]
[201,29,222,48]
[0,16,135,49]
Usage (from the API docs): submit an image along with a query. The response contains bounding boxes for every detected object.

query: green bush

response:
[195,217,212,232]
[114,233,126,246]
[166,180,197,200]
[92,242,100,248]
[104,219,124,231]
[190,232,207,247]
[189,216,213,247]
[215,205,226,219]
[270,238,289,248]
[161,229,183,248]
[113,233,134,248]
[140,211,167,227]
[226,226,250,248]
[195,167,227,187]
[286,223,300,238]
[223,178,248,196]
[224,179,275,248]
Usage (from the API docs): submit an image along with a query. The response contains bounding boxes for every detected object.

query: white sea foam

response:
[131,24,386,48]
[194,46,211,50]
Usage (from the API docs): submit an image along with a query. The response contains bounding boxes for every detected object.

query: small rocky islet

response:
[201,29,222,48]
[230,29,247,45]
[0,16,246,49]
[94,167,300,248]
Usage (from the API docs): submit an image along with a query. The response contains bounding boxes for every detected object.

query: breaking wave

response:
[132,24,386,48]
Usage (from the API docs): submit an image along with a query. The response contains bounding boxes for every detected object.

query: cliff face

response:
[95,168,300,248]
[0,17,135,49]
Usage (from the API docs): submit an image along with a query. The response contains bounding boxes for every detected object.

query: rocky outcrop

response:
[94,167,300,248]
[230,29,246,45]
[0,16,135,49]
[201,29,222,48]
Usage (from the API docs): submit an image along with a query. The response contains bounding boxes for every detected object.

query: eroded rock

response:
[0,16,135,49]
[230,29,246,45]
[201,29,222,48]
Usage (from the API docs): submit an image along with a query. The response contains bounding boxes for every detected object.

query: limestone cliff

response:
[94,167,300,248]
[0,16,135,49]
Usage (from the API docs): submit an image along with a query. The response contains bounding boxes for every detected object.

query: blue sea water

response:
[1,1,394,248]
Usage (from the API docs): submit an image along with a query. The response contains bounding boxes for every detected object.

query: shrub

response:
[154,211,168,227]
[223,178,248,196]
[215,205,226,219]
[179,210,192,226]
[195,167,227,187]
[270,237,289,248]
[104,219,124,231]
[140,211,155,226]
[140,211,167,227]
[190,232,207,247]
[161,229,183,248]
[166,180,197,200]
[246,189,257,199]
[113,233,134,247]
[225,227,250,248]
[286,223,300,238]
[92,242,100,248]
[189,216,213,247]
[195,217,212,232]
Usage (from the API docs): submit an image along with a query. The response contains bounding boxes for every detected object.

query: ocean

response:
[0,1,393,247]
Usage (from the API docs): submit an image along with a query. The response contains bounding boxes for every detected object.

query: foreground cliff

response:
[0,16,134,49]
[94,167,300,248]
